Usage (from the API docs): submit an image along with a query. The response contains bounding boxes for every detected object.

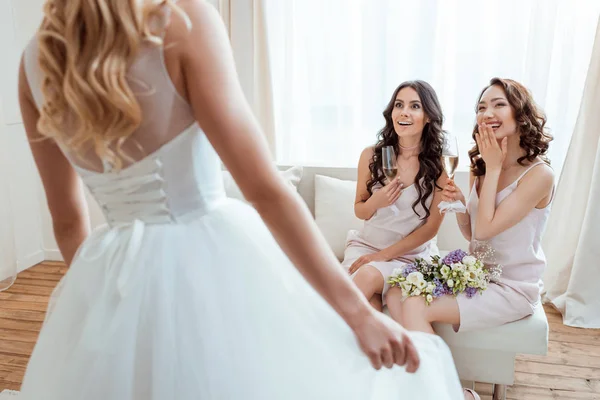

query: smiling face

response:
[476,84,518,140]
[391,87,429,141]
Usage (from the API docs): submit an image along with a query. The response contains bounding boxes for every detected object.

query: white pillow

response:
[222,166,303,202]
[314,175,363,261]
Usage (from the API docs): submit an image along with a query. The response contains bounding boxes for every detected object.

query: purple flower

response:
[433,283,445,297]
[442,249,469,265]
[442,283,453,295]
[429,277,456,297]
[402,263,418,277]
[465,286,478,298]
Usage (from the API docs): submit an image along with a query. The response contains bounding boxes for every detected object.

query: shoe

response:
[463,388,481,400]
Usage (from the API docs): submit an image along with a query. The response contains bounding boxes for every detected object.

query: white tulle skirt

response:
[19,199,463,399]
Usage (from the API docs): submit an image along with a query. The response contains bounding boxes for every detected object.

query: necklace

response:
[399,143,420,150]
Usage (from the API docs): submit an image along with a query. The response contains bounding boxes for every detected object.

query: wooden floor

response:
[1,262,600,399]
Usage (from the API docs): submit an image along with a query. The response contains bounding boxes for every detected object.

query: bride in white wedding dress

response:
[15,0,474,398]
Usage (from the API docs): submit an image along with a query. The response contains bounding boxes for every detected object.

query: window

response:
[263,0,600,172]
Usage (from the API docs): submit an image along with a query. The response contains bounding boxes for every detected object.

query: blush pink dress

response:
[457,161,553,332]
[342,181,439,301]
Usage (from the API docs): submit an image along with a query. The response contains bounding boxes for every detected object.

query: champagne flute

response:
[382,146,400,215]
[382,146,398,183]
[442,134,459,180]
[438,133,466,213]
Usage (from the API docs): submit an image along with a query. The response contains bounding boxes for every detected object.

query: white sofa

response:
[236,165,549,400]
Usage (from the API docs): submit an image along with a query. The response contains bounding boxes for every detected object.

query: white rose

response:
[440,266,451,278]
[400,281,413,295]
[426,294,433,303]
[392,268,403,277]
[467,271,477,282]
[416,278,428,290]
[426,283,436,293]
[406,272,424,285]
[412,288,422,296]
[462,256,477,267]
[452,263,466,273]
[447,279,454,288]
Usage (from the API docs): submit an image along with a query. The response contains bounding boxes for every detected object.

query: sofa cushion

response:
[222,166,303,202]
[383,300,547,357]
[314,175,363,260]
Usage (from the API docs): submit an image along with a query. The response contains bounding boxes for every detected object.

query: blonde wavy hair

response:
[37,0,188,170]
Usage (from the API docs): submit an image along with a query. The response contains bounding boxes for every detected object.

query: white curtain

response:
[262,0,600,171]
[542,17,600,329]
[216,0,276,156]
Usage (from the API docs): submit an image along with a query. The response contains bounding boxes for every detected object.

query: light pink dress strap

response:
[513,160,548,185]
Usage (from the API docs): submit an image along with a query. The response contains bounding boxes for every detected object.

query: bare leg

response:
[351,266,384,308]
[369,294,383,312]
[402,295,461,334]
[385,287,404,324]
[400,295,477,399]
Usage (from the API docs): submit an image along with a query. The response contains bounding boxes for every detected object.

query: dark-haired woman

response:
[343,80,447,314]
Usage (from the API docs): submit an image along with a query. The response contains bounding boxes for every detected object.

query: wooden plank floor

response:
[1,262,600,399]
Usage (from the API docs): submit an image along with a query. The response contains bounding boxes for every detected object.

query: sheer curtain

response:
[542,17,600,329]
[263,0,600,171]
[215,0,277,156]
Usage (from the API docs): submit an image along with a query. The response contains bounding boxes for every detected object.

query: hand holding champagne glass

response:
[438,133,466,213]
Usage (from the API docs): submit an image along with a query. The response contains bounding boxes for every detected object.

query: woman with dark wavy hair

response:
[342,81,447,316]
[401,78,554,354]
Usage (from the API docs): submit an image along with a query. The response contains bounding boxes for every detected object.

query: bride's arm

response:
[176,0,366,329]
[17,57,90,266]
[172,0,419,372]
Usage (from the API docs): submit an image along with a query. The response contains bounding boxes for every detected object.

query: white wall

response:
[0,97,18,279]
[0,0,46,274]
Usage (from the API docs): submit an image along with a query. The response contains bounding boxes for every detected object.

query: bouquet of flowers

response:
[387,245,502,305]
